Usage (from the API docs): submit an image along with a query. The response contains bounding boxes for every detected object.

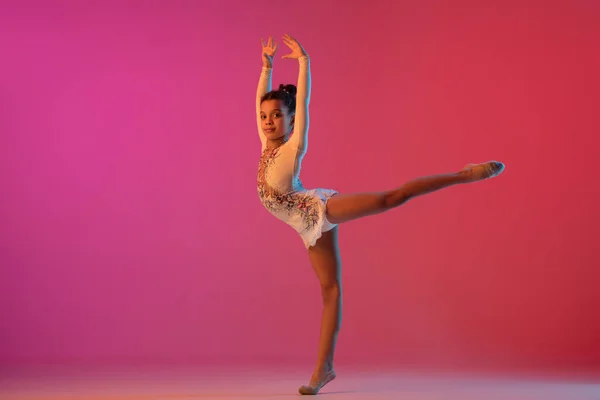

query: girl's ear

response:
[290,114,295,126]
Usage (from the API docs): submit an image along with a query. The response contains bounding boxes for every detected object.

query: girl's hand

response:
[281,34,308,60]
[261,36,278,68]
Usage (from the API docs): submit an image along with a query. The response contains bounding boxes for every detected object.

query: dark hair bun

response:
[261,84,297,113]
[278,84,297,97]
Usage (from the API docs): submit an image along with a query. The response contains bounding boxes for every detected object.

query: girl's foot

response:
[298,369,336,395]
[461,161,505,182]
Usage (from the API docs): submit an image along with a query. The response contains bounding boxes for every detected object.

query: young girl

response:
[256,34,504,395]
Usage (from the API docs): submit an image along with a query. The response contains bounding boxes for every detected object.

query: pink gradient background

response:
[1,0,599,374]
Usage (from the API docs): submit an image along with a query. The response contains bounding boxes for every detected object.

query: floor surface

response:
[1,365,599,399]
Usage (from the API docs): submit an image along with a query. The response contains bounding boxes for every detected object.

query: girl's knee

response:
[321,281,341,301]
[383,190,409,209]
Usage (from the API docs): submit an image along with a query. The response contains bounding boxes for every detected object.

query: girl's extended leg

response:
[326,161,504,224]
[299,226,341,395]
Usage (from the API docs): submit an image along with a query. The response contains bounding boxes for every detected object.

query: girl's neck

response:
[266,136,287,149]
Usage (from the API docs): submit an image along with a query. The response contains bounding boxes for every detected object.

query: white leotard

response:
[256,57,337,248]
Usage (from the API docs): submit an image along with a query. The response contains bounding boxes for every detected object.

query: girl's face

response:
[260,99,295,140]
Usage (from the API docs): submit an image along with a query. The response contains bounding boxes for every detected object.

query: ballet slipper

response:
[298,369,336,395]
[461,160,505,181]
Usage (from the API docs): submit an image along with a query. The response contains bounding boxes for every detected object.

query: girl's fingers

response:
[282,38,295,48]
[282,35,300,51]
[284,34,298,44]
[262,36,281,52]
[262,36,277,48]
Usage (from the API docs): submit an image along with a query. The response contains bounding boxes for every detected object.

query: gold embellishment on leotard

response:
[257,147,279,199]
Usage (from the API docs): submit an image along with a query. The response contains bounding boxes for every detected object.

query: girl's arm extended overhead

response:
[282,34,310,154]
[256,37,277,145]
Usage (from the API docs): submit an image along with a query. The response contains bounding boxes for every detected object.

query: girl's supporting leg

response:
[300,226,341,394]
[326,161,504,225]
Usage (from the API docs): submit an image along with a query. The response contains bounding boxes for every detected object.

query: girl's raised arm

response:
[256,37,277,145]
[282,34,310,154]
